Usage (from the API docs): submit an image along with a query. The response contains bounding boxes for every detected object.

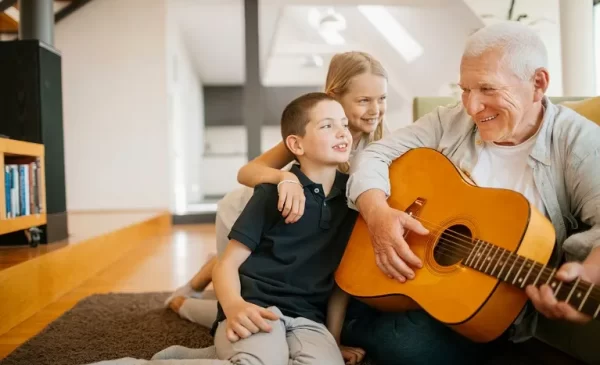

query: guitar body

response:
[335,148,556,342]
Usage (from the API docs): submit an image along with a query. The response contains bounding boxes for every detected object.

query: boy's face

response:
[293,100,352,166]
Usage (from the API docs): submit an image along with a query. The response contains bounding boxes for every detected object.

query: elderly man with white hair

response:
[341,21,600,365]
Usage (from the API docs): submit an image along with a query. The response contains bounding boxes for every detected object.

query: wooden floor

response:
[0,223,216,359]
[0,211,174,337]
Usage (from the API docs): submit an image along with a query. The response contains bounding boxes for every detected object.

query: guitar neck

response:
[463,239,600,320]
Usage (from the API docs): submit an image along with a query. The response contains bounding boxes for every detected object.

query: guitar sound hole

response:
[434,224,472,267]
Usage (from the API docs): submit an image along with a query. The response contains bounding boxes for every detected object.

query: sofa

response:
[411,96,600,365]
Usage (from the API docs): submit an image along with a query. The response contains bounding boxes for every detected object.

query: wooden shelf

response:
[0,138,46,236]
[0,214,47,236]
[0,138,44,157]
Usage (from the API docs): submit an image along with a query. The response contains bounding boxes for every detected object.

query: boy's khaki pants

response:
[214,306,344,365]
[86,307,345,365]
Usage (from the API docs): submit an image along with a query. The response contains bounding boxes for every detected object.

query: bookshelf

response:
[0,138,46,239]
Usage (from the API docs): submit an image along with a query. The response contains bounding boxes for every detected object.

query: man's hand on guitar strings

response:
[365,206,429,282]
[525,262,594,324]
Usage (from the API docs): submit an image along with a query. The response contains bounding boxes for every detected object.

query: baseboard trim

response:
[172,213,216,225]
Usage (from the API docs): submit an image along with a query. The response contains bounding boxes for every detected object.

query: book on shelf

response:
[4,159,43,219]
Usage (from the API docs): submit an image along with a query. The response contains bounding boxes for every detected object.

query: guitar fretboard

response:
[463,239,600,320]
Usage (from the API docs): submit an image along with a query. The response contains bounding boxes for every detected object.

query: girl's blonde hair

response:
[324,51,388,172]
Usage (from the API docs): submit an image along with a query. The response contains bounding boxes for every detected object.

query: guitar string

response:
[421,219,600,303]
[426,238,600,303]
[405,214,546,259]
[408,217,600,302]
[381,209,599,302]
[411,222,599,302]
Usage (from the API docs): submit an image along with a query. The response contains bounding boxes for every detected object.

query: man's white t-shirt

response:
[470,131,546,217]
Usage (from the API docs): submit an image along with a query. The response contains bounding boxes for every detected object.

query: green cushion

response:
[562,96,600,125]
[412,97,459,122]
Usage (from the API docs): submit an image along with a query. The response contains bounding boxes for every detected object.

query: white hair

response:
[463,22,548,81]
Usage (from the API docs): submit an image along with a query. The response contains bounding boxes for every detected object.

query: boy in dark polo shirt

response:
[206,92,362,365]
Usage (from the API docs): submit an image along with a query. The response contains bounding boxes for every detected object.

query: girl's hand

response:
[340,346,366,365]
[277,172,306,224]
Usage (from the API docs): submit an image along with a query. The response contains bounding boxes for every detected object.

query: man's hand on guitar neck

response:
[356,189,429,282]
[526,246,600,324]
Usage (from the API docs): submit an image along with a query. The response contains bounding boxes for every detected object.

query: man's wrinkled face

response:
[459,48,541,145]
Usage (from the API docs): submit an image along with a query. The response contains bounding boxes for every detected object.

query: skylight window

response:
[357,5,423,63]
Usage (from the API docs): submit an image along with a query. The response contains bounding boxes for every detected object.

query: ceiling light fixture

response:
[358,5,423,63]
[308,7,346,46]
[319,12,346,32]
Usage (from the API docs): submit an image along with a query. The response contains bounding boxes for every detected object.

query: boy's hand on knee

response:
[224,300,279,342]
[340,346,365,365]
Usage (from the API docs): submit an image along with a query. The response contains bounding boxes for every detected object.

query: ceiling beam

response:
[55,0,93,22]
[0,12,17,33]
[262,0,454,6]
[0,0,94,35]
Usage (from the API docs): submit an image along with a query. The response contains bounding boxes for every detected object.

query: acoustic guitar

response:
[335,147,600,342]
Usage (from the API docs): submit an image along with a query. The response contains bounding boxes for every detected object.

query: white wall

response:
[56,0,170,211]
[167,3,204,212]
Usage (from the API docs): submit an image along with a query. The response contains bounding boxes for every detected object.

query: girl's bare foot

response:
[169,296,186,313]
[164,282,194,307]
[164,252,217,307]
[189,254,218,291]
